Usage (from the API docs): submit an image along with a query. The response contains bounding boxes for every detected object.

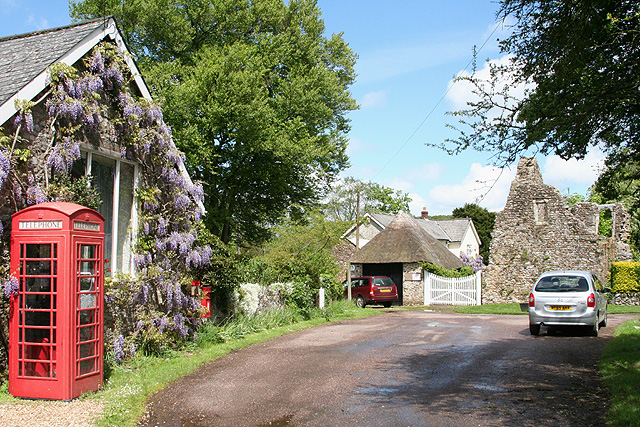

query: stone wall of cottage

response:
[484,157,632,304]
[402,262,423,305]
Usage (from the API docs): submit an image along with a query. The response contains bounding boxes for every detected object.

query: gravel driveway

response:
[139,311,637,427]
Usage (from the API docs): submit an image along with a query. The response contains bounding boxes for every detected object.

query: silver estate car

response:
[528,271,609,336]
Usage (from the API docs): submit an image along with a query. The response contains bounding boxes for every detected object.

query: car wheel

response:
[599,311,608,328]
[529,323,540,336]
[589,321,599,337]
[355,295,366,308]
[382,302,392,308]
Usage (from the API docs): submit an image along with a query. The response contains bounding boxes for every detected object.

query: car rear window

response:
[535,275,590,292]
[373,277,394,287]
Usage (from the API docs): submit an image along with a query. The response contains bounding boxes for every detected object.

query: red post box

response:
[9,202,105,400]
[191,281,211,318]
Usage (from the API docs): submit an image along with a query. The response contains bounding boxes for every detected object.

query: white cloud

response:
[359,90,388,109]
[26,15,48,30]
[541,150,606,191]
[408,193,425,216]
[425,163,516,215]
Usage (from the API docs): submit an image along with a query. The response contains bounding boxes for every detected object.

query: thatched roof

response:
[350,212,464,269]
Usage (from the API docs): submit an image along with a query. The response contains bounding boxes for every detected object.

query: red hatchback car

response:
[343,276,398,308]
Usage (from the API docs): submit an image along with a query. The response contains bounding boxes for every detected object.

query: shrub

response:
[421,261,474,278]
[610,262,640,293]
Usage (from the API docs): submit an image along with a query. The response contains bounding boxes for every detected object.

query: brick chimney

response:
[421,207,428,219]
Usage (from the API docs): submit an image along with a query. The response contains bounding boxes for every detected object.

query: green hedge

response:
[420,262,473,278]
[611,262,640,293]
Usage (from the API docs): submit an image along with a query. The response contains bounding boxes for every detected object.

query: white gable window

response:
[76,147,138,275]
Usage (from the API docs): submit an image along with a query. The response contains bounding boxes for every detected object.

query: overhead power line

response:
[370,19,505,181]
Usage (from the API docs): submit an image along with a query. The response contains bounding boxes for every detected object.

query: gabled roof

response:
[0,16,150,125]
[350,212,464,269]
[435,217,480,244]
[0,17,205,213]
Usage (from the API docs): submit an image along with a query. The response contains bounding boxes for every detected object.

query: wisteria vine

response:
[2,42,212,359]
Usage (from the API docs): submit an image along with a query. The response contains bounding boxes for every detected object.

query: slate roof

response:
[369,212,454,242]
[350,212,464,269]
[434,218,471,243]
[0,18,107,106]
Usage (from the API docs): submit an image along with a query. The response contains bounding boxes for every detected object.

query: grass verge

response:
[600,316,640,427]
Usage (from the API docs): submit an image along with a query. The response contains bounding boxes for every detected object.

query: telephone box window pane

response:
[79,326,95,342]
[80,277,95,292]
[26,277,51,293]
[25,261,51,275]
[25,293,50,310]
[24,328,50,342]
[25,244,51,258]
[80,245,96,259]
[80,261,96,276]
[79,359,95,376]
[24,362,50,377]
[79,310,95,325]
[78,294,96,309]
[79,342,94,358]
[24,310,50,326]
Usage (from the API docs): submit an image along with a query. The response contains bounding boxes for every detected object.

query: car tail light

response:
[587,293,596,308]
[528,293,535,307]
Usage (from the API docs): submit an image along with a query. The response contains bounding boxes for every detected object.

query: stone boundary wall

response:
[609,293,640,306]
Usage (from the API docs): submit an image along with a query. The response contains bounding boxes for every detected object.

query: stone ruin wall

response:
[483,157,632,304]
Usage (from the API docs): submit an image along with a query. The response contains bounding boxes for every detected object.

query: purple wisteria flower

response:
[459,253,484,273]
[2,277,19,298]
[113,334,125,363]
[26,178,46,205]
[47,137,81,174]
[0,147,10,189]
[90,50,105,74]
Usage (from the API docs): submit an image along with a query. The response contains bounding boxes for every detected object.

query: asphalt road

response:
[139,311,638,427]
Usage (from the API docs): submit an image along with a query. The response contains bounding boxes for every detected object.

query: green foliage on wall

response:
[420,262,473,278]
[610,262,640,293]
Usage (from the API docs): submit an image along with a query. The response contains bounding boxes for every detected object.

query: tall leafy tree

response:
[322,177,412,222]
[452,203,496,262]
[445,0,640,166]
[71,0,358,244]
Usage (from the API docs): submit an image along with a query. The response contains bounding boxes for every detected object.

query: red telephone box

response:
[9,202,105,400]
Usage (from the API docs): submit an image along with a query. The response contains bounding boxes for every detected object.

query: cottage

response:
[342,210,481,257]
[0,17,200,275]
[349,212,463,305]
[484,157,632,303]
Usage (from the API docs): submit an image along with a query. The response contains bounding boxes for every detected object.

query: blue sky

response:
[1,0,604,215]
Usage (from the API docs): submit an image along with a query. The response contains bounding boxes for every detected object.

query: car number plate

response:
[549,305,571,311]
[379,288,391,292]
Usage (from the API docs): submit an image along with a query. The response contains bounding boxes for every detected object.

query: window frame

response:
[80,145,139,275]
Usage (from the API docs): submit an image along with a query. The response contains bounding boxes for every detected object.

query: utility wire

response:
[370,20,504,180]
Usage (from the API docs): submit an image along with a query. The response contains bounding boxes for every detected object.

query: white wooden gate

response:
[423,271,482,306]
